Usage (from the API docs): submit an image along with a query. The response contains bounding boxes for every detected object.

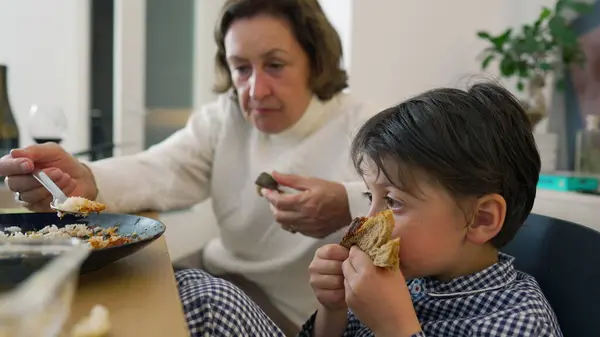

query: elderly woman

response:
[0,0,372,335]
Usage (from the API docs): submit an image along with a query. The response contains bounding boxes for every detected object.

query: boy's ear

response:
[465,194,506,245]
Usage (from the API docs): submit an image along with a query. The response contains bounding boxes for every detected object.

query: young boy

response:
[175,82,561,337]
[301,82,563,336]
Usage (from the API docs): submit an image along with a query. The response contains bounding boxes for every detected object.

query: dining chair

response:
[502,213,600,337]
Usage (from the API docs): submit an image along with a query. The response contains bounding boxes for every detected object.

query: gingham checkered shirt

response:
[176,253,562,336]
[298,253,563,336]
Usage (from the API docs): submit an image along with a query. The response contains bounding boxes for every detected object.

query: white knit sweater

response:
[88,92,375,325]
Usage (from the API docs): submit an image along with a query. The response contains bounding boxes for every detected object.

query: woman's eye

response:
[362,192,373,204]
[234,65,251,75]
[384,196,404,210]
[267,63,284,72]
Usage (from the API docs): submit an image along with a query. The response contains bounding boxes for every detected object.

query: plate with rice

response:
[0,212,165,273]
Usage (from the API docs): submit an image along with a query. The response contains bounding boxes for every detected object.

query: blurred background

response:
[1,0,599,261]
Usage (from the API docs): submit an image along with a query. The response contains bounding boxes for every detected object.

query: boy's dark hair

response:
[351,82,541,248]
[213,0,348,101]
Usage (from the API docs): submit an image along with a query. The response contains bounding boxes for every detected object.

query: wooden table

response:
[63,230,190,336]
[0,186,189,336]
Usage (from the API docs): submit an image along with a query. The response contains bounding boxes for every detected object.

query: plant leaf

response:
[549,16,578,45]
[538,7,552,21]
[477,0,587,88]
[567,2,594,13]
[517,61,530,77]
[482,55,495,69]
[491,28,512,50]
[500,57,517,76]
[477,31,492,39]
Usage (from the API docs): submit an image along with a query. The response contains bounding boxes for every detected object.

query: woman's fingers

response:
[12,170,76,204]
[26,196,55,212]
[5,168,64,192]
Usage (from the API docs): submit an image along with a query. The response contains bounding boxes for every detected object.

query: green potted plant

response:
[476,0,594,127]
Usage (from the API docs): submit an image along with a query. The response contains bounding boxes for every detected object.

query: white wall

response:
[533,189,600,232]
[320,0,353,72]
[113,0,146,156]
[192,0,224,109]
[348,0,555,111]
[0,0,90,153]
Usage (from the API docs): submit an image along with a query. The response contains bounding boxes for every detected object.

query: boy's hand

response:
[342,246,422,337]
[308,244,350,311]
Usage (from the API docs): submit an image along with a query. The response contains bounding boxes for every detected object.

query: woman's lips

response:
[253,107,279,115]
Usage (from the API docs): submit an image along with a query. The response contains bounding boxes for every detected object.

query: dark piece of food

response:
[347,216,367,235]
[340,210,400,270]
[255,172,282,196]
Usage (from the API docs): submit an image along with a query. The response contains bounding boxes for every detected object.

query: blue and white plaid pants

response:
[176,269,286,337]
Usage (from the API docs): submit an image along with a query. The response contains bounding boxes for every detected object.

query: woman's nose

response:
[249,71,270,100]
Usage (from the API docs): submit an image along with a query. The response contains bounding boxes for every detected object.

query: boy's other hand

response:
[308,244,349,311]
[342,246,422,337]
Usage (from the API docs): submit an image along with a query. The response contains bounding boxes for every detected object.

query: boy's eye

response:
[362,192,373,204]
[384,196,404,210]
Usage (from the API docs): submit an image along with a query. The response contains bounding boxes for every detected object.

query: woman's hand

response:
[0,143,98,212]
[342,246,422,337]
[261,171,352,238]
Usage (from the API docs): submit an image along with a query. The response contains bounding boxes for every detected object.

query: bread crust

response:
[340,210,400,270]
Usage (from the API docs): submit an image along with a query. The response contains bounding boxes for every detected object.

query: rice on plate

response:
[0,224,136,249]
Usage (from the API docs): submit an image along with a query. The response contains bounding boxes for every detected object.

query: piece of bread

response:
[340,210,400,270]
[255,172,283,196]
[70,304,111,337]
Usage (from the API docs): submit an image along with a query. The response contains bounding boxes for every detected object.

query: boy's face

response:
[361,160,472,281]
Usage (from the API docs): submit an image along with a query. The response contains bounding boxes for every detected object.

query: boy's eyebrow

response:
[373,180,394,188]
[374,179,410,194]
[372,171,404,189]
[381,177,427,200]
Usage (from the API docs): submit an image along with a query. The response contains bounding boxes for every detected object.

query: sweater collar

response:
[267,95,331,143]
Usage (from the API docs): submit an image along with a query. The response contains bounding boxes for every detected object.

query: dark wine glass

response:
[28,105,68,144]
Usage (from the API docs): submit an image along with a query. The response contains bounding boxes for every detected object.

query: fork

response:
[31,170,73,214]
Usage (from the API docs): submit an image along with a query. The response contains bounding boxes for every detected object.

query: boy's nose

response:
[366,203,386,217]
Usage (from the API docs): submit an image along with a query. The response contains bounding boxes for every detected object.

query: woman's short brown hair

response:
[213,0,348,101]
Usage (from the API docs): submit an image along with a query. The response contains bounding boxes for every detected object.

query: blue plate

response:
[0,212,166,274]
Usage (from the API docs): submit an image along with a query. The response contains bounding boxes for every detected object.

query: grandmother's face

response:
[225,14,313,134]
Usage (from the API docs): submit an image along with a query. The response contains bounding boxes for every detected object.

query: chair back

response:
[502,214,600,337]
